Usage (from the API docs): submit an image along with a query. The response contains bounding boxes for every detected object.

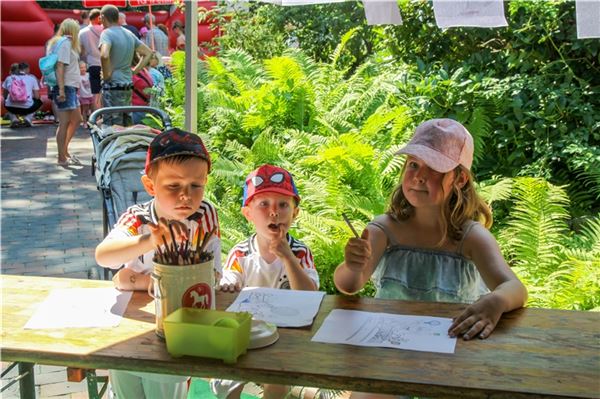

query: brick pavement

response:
[1,122,107,398]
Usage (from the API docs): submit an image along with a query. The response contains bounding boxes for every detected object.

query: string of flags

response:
[259,0,599,39]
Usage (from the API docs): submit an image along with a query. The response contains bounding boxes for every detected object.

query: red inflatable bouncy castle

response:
[1,0,218,114]
[1,1,54,81]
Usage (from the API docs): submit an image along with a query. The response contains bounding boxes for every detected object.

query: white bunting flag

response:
[576,0,600,38]
[362,0,403,25]
[432,0,508,28]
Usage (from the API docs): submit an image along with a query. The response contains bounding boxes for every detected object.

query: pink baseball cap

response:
[396,118,473,173]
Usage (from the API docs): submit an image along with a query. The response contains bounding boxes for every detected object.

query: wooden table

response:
[1,274,599,398]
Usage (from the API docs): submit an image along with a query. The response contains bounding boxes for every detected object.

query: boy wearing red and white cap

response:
[219,164,318,292]
[213,165,318,399]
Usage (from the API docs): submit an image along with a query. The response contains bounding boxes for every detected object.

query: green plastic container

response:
[164,308,252,364]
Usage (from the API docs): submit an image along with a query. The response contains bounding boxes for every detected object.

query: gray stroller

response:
[88,106,172,279]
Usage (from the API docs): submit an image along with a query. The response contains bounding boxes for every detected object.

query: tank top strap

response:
[368,219,400,247]
[457,220,477,255]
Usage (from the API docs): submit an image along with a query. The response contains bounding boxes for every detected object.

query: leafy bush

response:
[214,0,600,217]
[159,47,599,310]
[159,0,599,310]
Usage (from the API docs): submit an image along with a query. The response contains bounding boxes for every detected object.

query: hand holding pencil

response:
[342,213,371,272]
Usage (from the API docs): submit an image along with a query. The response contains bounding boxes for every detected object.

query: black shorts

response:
[88,65,102,94]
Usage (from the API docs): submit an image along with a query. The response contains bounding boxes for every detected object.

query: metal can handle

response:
[148,272,161,299]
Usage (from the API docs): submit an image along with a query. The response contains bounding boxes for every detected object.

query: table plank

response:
[1,274,599,398]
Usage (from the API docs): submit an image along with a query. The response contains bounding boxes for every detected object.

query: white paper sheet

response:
[432,0,507,28]
[312,309,457,353]
[576,0,600,38]
[226,287,325,327]
[362,0,403,25]
[24,288,133,329]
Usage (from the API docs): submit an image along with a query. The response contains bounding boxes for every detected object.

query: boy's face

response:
[141,158,208,221]
[242,192,299,240]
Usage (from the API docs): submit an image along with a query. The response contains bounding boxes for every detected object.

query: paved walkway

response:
[1,122,106,398]
[1,123,103,278]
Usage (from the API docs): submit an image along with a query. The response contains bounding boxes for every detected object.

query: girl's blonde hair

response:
[48,18,81,54]
[388,163,492,245]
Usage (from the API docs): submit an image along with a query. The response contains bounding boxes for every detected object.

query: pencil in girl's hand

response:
[342,213,360,238]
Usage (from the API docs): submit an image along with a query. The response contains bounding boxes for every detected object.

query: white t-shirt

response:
[220,234,319,289]
[48,38,81,88]
[79,73,92,98]
[105,199,222,274]
[2,74,39,108]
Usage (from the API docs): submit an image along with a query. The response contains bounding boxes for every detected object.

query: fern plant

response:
[160,48,598,310]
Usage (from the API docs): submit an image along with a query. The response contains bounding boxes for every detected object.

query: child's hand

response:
[148,217,188,249]
[448,292,506,340]
[219,282,241,293]
[344,229,371,272]
[269,227,294,261]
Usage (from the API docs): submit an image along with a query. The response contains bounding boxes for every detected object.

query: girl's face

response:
[401,156,458,209]
[79,64,86,75]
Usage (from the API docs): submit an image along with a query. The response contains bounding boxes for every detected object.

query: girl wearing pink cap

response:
[335,119,527,398]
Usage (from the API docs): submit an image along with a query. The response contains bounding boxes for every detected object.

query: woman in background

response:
[47,18,82,167]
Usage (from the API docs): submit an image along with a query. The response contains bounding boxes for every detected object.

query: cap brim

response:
[396,144,458,173]
[244,188,301,206]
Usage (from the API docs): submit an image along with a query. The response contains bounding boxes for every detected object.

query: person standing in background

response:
[80,10,90,29]
[99,5,152,126]
[78,8,103,111]
[142,13,169,56]
[172,21,185,51]
[78,61,94,126]
[131,54,154,124]
[46,19,83,167]
[119,12,141,39]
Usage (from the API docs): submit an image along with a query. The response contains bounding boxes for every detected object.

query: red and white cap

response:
[242,164,300,207]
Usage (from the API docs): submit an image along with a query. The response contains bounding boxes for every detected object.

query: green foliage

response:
[158,1,599,310]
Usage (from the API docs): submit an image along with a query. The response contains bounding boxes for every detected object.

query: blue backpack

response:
[39,37,68,87]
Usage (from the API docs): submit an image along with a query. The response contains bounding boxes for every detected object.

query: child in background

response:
[139,26,148,42]
[148,51,165,100]
[334,118,527,399]
[78,61,93,126]
[2,62,42,127]
[131,53,154,124]
[18,62,33,77]
[95,128,221,399]
[172,20,185,51]
[212,164,318,399]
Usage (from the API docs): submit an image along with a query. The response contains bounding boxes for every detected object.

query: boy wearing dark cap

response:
[95,128,220,398]
[96,128,221,290]
[211,164,318,399]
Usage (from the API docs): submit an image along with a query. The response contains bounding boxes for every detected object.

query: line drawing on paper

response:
[346,316,445,346]
[231,291,299,320]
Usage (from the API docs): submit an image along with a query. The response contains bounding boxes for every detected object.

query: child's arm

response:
[95,218,188,268]
[112,267,151,291]
[334,224,388,294]
[448,223,528,340]
[270,229,316,291]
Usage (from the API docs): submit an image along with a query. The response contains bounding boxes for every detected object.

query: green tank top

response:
[370,219,489,304]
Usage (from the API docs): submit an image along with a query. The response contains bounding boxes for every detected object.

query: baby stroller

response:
[88,106,172,280]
